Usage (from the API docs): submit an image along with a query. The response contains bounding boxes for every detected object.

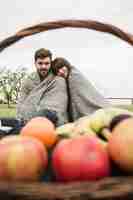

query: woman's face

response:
[57,66,69,78]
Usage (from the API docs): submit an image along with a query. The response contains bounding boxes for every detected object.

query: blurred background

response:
[0,0,133,117]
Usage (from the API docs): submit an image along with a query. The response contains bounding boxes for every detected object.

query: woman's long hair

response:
[52,58,74,122]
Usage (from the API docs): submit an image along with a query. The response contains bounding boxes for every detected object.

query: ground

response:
[0,104,133,118]
[0,104,16,118]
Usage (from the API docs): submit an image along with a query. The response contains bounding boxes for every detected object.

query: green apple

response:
[56,123,75,138]
[89,107,133,134]
[73,116,96,137]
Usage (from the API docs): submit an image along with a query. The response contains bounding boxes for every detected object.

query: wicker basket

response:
[0,19,133,200]
[0,177,133,200]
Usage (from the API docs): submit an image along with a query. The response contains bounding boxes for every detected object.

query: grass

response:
[116,104,133,112]
[0,103,133,119]
[0,104,16,118]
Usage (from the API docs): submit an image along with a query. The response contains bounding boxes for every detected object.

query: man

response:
[17,48,52,102]
[17,48,68,126]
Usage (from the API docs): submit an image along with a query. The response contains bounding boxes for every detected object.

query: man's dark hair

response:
[34,48,52,61]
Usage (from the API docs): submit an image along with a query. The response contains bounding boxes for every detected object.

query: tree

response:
[11,67,28,103]
[0,67,28,107]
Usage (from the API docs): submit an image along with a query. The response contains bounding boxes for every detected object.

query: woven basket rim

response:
[0,19,133,53]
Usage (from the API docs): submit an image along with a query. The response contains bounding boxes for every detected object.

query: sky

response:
[0,0,133,98]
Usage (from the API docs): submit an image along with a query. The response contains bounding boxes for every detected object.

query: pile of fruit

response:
[1,107,133,182]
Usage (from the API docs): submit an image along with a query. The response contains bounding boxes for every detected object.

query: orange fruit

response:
[20,117,58,148]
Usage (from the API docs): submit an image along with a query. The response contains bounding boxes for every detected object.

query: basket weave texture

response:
[0,177,133,200]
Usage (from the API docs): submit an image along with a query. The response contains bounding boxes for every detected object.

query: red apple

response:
[52,135,110,182]
[0,135,48,181]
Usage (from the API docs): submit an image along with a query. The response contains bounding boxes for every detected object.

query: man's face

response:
[35,57,51,78]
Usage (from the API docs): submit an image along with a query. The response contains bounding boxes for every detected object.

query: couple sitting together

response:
[17,48,110,127]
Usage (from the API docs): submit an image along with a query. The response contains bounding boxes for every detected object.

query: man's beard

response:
[37,69,48,79]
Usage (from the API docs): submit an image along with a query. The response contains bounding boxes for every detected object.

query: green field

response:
[117,104,133,112]
[0,104,133,118]
[0,104,16,118]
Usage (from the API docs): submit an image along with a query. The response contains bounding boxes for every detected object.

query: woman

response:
[52,57,110,122]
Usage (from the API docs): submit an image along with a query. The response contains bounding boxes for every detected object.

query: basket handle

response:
[0,19,133,53]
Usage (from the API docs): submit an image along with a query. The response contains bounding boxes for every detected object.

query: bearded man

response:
[17,48,68,126]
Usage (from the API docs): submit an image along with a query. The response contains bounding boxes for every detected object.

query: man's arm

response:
[16,78,34,119]
[38,76,68,126]
[17,72,39,106]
